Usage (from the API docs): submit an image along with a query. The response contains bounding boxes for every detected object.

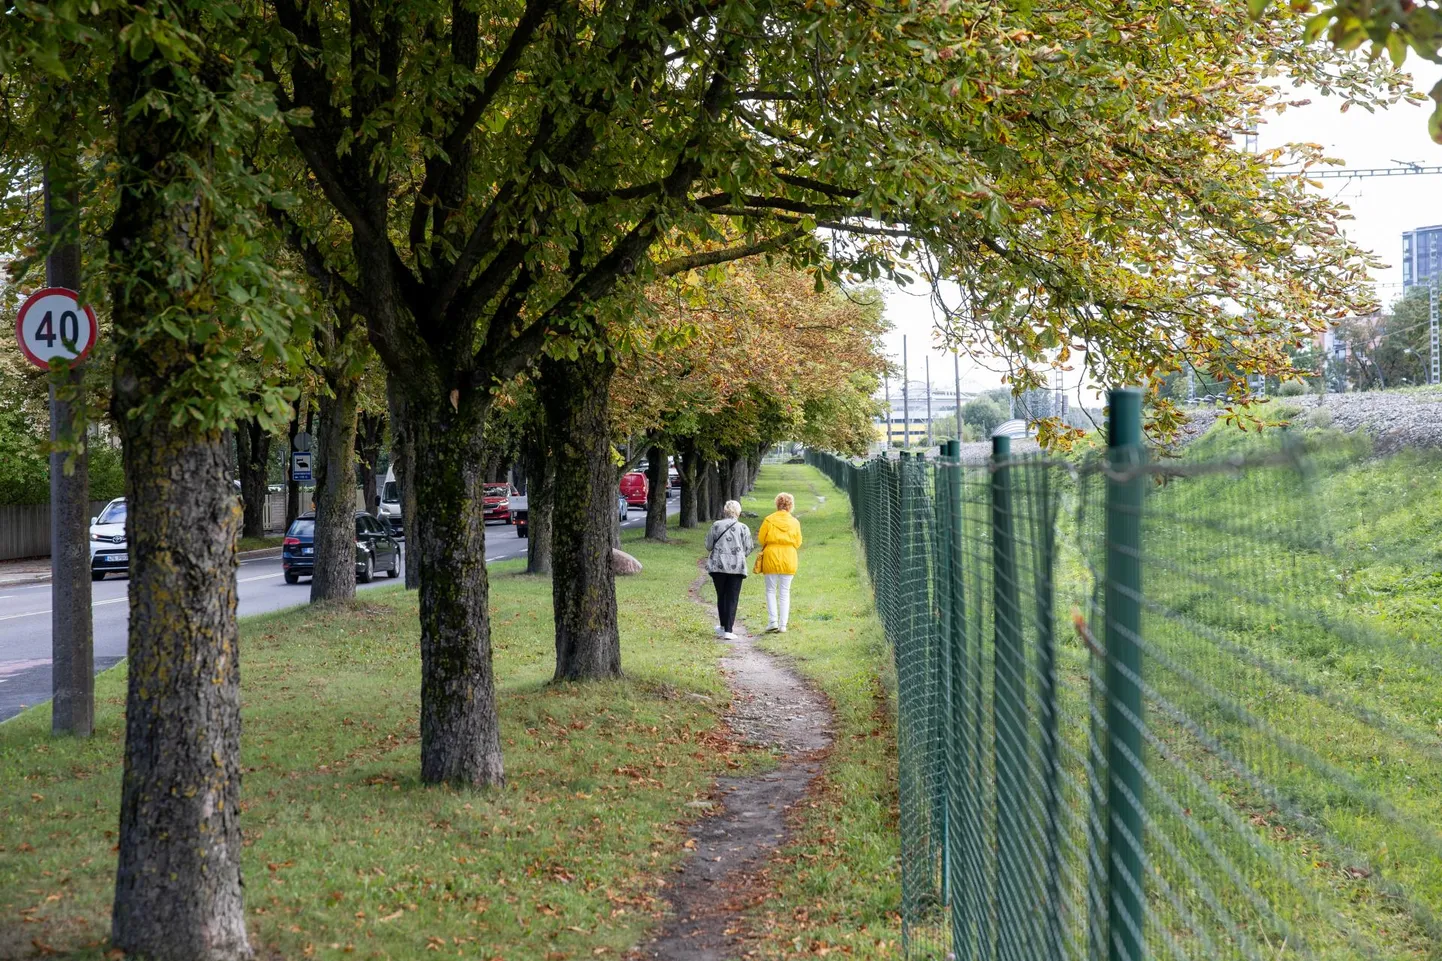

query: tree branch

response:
[654,227,808,276]
[267,203,365,312]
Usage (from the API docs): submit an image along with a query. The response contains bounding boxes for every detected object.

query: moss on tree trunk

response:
[107,36,251,956]
[410,388,504,785]
[645,444,668,541]
[541,355,622,682]
[311,380,359,602]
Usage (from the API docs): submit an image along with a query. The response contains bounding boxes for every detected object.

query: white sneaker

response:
[779,626,788,633]
[723,632,738,640]
[713,625,724,636]
[765,625,780,633]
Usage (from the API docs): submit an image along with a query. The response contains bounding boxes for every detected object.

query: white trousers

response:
[765,574,794,629]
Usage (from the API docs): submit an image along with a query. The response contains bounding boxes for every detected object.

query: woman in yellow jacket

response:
[755,492,803,632]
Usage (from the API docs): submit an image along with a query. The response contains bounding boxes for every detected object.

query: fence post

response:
[943,439,971,958]
[990,434,1028,958]
[933,446,950,916]
[1105,388,1146,961]
[1032,465,1062,961]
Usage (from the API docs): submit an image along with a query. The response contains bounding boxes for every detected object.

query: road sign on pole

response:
[15,288,98,369]
[292,451,313,483]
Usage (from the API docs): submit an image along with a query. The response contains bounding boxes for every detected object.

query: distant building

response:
[1402,225,1442,290]
[873,381,974,447]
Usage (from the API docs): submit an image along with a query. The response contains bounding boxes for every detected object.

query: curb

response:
[0,546,283,588]
[0,572,50,587]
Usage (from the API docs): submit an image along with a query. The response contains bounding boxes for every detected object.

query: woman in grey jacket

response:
[705,500,755,639]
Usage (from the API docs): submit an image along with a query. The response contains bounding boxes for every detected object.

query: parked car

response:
[668,461,680,491]
[483,484,516,524]
[89,498,129,581]
[619,471,648,508]
[378,466,404,537]
[282,511,401,584]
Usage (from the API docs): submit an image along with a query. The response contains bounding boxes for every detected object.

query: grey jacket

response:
[705,518,755,575]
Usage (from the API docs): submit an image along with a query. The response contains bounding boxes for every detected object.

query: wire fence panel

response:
[807,388,1442,961]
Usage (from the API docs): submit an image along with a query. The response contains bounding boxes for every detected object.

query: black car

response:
[282,511,402,584]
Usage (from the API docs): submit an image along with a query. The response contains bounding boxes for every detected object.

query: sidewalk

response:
[0,558,50,586]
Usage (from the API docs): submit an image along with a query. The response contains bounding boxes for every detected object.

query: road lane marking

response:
[0,573,286,621]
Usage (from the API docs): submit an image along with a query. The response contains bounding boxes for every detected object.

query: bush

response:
[1276,380,1309,397]
[0,408,126,505]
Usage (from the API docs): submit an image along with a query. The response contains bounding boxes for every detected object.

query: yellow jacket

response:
[756,510,803,575]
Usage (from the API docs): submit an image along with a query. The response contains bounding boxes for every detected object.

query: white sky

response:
[878,55,1442,399]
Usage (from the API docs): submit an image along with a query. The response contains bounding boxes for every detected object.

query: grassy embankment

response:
[237,535,284,553]
[1,465,904,960]
[1122,418,1442,956]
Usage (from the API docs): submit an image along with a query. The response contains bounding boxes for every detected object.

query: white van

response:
[379,465,404,537]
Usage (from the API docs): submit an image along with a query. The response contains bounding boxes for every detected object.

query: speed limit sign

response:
[15,287,99,368]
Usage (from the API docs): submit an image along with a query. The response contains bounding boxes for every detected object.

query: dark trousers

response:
[710,572,745,632]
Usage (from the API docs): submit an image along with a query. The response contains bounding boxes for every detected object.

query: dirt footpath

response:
[629,569,833,961]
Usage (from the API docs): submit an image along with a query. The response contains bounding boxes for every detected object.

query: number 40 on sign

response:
[14,287,99,368]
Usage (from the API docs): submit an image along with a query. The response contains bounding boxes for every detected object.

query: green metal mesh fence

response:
[808,388,1442,961]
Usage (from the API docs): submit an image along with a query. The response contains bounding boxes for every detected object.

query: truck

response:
[509,490,629,538]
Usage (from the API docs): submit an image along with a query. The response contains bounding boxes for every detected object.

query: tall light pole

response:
[1431,242,1439,385]
[924,355,932,449]
[883,373,892,448]
[954,352,963,442]
[902,335,910,451]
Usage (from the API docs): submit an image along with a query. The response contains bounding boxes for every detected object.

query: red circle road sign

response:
[14,287,98,368]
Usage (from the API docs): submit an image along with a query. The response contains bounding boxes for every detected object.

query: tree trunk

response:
[731,455,747,500]
[107,34,250,957]
[387,373,420,590]
[356,409,385,515]
[410,385,504,786]
[696,459,713,524]
[311,380,358,603]
[235,416,271,539]
[645,444,668,541]
[711,460,728,517]
[678,439,698,529]
[522,429,554,575]
[540,354,622,682]
[285,401,302,531]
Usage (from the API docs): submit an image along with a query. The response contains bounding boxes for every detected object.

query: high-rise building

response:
[1402,225,1442,290]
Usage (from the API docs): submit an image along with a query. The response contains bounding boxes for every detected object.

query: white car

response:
[89,498,129,581]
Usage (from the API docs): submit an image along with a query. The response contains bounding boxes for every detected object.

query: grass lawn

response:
[237,535,284,553]
[4,534,731,959]
[1,466,904,960]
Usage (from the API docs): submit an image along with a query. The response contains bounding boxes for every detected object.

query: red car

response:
[619,471,648,509]
[483,485,516,523]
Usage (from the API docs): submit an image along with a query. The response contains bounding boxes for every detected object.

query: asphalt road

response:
[0,502,670,723]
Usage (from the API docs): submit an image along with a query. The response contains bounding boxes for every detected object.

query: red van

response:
[619,471,648,509]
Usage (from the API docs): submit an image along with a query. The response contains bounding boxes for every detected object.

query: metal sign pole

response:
[45,162,93,737]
